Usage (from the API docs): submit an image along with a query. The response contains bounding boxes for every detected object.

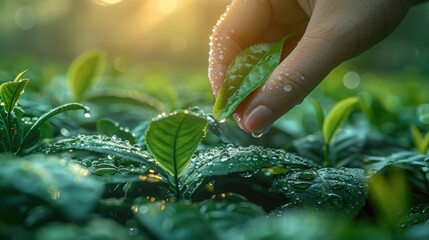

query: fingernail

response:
[233,113,246,131]
[244,105,274,133]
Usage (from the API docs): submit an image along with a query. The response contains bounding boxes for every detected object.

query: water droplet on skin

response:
[300,76,305,80]
[276,76,282,81]
[283,84,292,92]
[219,55,224,60]
[251,132,263,138]
[285,72,290,77]
[261,85,266,92]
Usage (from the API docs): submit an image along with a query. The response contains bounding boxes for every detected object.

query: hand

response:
[208,0,410,134]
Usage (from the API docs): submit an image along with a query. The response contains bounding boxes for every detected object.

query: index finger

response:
[208,0,271,97]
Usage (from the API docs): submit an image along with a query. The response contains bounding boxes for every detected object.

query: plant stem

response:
[7,113,13,152]
[323,143,330,167]
[174,174,181,200]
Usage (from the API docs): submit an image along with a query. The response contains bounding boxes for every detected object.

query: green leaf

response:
[311,99,325,130]
[0,154,103,221]
[322,97,360,144]
[19,103,90,153]
[180,145,318,199]
[133,200,264,240]
[68,50,106,101]
[214,34,294,120]
[272,167,367,219]
[145,110,207,177]
[417,104,429,124]
[44,134,161,173]
[400,204,429,230]
[411,125,429,154]
[0,79,29,114]
[13,69,28,82]
[96,118,136,144]
[364,151,429,177]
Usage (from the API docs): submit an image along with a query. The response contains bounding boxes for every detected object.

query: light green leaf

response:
[145,110,207,177]
[214,34,294,120]
[68,50,106,101]
[411,125,429,154]
[322,97,360,144]
[311,99,324,130]
[13,69,28,82]
[0,154,103,221]
[272,167,367,219]
[0,79,29,114]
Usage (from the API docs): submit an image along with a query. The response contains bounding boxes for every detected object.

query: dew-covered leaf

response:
[214,34,294,120]
[0,79,29,114]
[20,103,90,153]
[323,97,360,144]
[44,135,162,174]
[272,167,367,219]
[68,50,106,101]
[145,110,207,177]
[364,151,429,177]
[0,154,103,221]
[96,118,136,144]
[180,145,318,199]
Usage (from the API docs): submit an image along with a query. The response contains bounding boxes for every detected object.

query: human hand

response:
[208,0,410,135]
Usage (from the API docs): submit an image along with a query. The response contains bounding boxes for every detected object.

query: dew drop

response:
[251,132,263,138]
[283,84,292,92]
[84,111,91,118]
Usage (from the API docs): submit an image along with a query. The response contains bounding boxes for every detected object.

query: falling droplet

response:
[283,84,292,92]
[84,110,91,118]
[251,132,263,138]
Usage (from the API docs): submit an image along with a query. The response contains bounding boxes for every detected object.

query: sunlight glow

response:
[157,0,177,14]
[93,0,123,6]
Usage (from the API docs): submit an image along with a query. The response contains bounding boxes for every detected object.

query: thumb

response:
[241,24,350,133]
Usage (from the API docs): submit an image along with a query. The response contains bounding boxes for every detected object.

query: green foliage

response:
[133,200,264,240]
[0,72,90,155]
[96,118,136,144]
[410,125,429,154]
[0,154,103,222]
[214,34,294,120]
[0,74,28,114]
[68,50,106,101]
[311,99,324,130]
[272,167,367,219]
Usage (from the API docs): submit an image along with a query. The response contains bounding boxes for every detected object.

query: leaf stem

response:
[323,143,330,167]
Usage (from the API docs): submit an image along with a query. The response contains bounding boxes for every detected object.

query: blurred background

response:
[0,0,428,117]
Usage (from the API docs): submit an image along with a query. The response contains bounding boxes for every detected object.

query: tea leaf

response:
[68,50,106,101]
[0,154,103,221]
[145,111,207,178]
[410,125,429,154]
[0,79,29,114]
[180,145,318,199]
[322,97,360,144]
[311,99,325,130]
[96,118,136,144]
[13,69,28,82]
[214,34,294,120]
[272,167,367,219]
[364,151,429,177]
[20,103,90,153]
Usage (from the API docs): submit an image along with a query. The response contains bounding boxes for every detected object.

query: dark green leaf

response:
[68,50,106,101]
[145,110,207,177]
[133,200,264,240]
[180,145,318,199]
[20,103,90,153]
[0,79,29,114]
[272,167,367,219]
[44,135,160,173]
[0,154,103,221]
[364,151,429,177]
[214,34,294,120]
[96,118,136,144]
